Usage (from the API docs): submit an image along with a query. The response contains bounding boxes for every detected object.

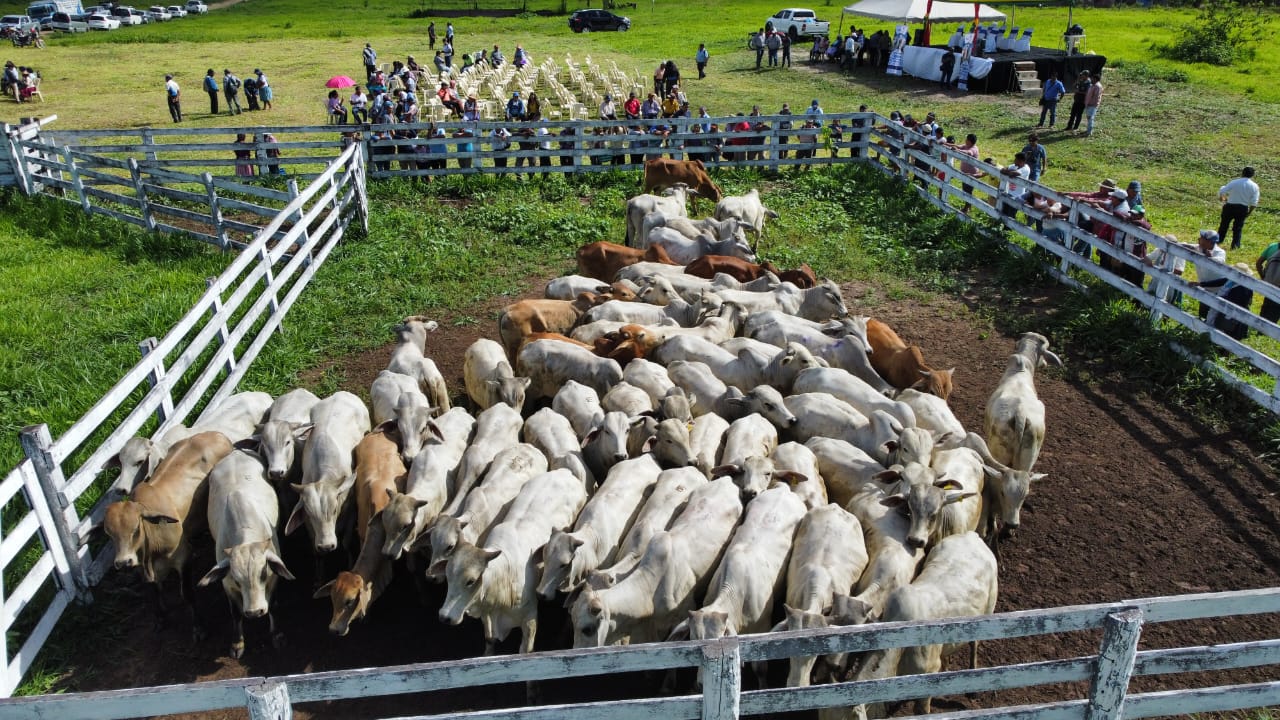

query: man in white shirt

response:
[999,152,1030,216]
[1217,166,1260,250]
[164,74,181,123]
[1189,229,1229,319]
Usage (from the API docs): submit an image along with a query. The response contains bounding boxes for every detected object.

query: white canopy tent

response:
[842,0,1005,23]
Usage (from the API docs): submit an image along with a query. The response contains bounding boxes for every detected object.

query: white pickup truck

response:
[765,8,830,41]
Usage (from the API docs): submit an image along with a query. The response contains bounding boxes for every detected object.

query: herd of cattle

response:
[100,175,1061,718]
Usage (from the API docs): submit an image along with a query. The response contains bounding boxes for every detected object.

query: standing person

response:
[663,60,680,95]
[491,126,512,173]
[804,98,824,127]
[1254,237,1280,322]
[243,73,259,111]
[445,22,454,44]
[262,132,283,175]
[363,43,377,81]
[945,132,982,213]
[1144,234,1186,307]
[1188,230,1228,320]
[233,133,253,177]
[442,38,454,68]
[766,30,781,67]
[1038,72,1066,128]
[1083,70,1103,137]
[781,31,792,67]
[776,102,793,159]
[751,29,765,69]
[1218,167,1260,250]
[255,69,272,110]
[939,50,955,88]
[427,21,437,50]
[203,69,219,114]
[222,69,242,115]
[1021,133,1047,182]
[165,74,182,123]
[999,152,1030,217]
[695,43,709,79]
[1065,70,1091,131]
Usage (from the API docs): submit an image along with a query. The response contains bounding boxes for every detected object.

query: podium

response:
[1064,33,1085,55]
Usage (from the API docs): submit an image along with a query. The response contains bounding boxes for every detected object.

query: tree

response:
[1163,0,1272,66]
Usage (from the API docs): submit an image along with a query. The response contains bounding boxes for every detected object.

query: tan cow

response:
[497,293,610,361]
[866,318,955,400]
[642,159,723,204]
[575,241,679,282]
[103,431,233,627]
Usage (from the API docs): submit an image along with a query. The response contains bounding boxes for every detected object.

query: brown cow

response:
[593,324,663,365]
[498,293,610,361]
[866,319,955,400]
[104,430,234,625]
[575,241,680,282]
[778,263,818,289]
[643,158,723,204]
[685,255,781,283]
[521,331,596,354]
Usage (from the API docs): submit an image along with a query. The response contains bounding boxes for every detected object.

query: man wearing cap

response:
[1065,178,1117,206]
[222,69,242,115]
[640,93,661,120]
[202,69,219,115]
[505,91,525,122]
[1218,166,1260,250]
[805,98,824,127]
[1189,230,1229,320]
[164,74,182,123]
[1021,133,1047,182]
[600,94,617,121]
[1113,204,1151,286]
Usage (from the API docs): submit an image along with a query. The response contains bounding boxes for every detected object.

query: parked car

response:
[86,12,120,29]
[146,5,171,20]
[166,4,185,17]
[110,6,145,24]
[0,15,39,34]
[50,11,89,31]
[184,0,206,13]
[568,9,629,33]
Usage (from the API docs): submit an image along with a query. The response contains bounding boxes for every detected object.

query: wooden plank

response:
[0,513,40,572]
[1133,587,1280,621]
[81,185,144,208]
[141,183,207,205]
[0,676,262,719]
[1134,638,1280,676]
[1123,681,1280,719]
[212,195,280,218]
[1086,610,1143,720]
[899,699,1089,720]
[0,553,55,630]
[700,638,740,720]
[85,204,147,228]
[18,426,87,599]
[0,589,69,699]
[244,681,290,720]
[387,696,701,720]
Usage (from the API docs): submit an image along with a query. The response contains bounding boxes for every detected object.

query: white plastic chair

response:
[1015,28,1033,52]
[998,25,1019,51]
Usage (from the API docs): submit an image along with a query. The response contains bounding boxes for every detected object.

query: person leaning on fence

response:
[945,133,982,214]
[222,69,242,115]
[1144,234,1186,307]
[1205,263,1256,341]
[1254,240,1280,323]
[1189,230,1229,320]
[1112,204,1151,286]
[999,153,1030,217]
[233,133,253,177]
[262,132,283,175]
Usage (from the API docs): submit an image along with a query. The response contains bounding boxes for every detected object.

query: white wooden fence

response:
[0,587,1275,719]
[0,140,366,697]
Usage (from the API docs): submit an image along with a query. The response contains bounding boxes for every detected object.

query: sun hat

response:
[467,90,477,99]
[1110,189,1128,199]
[1099,178,1117,189]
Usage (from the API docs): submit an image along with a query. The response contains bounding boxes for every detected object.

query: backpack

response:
[228,75,240,89]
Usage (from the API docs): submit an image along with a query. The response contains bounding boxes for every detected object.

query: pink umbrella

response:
[325,75,357,89]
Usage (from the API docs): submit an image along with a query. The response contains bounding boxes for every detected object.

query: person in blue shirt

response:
[203,69,219,114]
[505,91,525,121]
[804,98,823,127]
[1038,72,1066,128]
[695,43,709,79]
[1021,132,1047,182]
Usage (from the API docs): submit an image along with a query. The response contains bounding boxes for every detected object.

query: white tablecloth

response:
[900,46,994,81]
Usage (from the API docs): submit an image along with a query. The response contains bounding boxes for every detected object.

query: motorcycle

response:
[11,30,45,49]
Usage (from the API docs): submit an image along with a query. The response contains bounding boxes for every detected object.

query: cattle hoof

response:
[272,632,287,650]
[230,641,246,660]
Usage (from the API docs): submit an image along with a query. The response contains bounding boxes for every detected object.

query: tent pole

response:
[923,0,934,45]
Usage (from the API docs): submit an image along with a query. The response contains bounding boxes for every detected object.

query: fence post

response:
[353,146,369,233]
[204,171,230,251]
[245,681,292,720]
[255,135,269,178]
[128,158,157,232]
[1086,608,1144,720]
[62,145,90,212]
[700,637,741,720]
[287,178,312,258]
[141,128,157,163]
[206,276,237,375]
[138,337,175,425]
[260,246,279,317]
[19,425,92,604]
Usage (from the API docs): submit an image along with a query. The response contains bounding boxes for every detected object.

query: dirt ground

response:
[71,270,1280,719]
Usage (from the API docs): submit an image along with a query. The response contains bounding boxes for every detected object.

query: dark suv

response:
[569,9,630,32]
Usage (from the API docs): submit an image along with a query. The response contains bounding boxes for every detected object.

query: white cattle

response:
[842,479,926,626]
[369,370,439,465]
[713,414,779,500]
[614,261,687,283]
[572,317,679,345]
[569,476,743,648]
[712,281,849,322]
[580,295,704,328]
[552,380,605,440]
[658,387,695,424]
[623,359,677,406]
[963,432,1048,542]
[614,467,708,562]
[427,444,548,575]
[847,532,998,718]
[198,449,294,658]
[784,393,903,465]
[387,317,450,413]
[928,447,987,542]
[258,388,321,485]
[743,312,871,355]
[194,391,274,443]
[646,418,699,470]
[647,226,755,265]
[538,455,661,598]
[669,485,807,688]
[639,303,745,347]
[380,407,476,559]
[778,504,867,687]
[713,188,778,239]
[805,437,883,507]
[792,367,915,429]
[438,469,588,657]
[898,388,966,439]
[517,339,623,401]
[463,338,531,412]
[769,441,828,510]
[444,404,524,516]
[689,413,730,473]
[544,275,617,300]
[639,211,749,249]
[602,381,655,418]
[521,408,593,489]
[286,391,372,554]
[747,316,892,396]
[625,185,692,247]
[582,411,632,482]
[636,270,767,306]
[986,332,1060,473]
[877,460,975,552]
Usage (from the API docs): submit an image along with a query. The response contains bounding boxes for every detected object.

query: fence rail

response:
[0,131,366,697]
[0,588,1274,720]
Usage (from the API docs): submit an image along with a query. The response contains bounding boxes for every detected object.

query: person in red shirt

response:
[624,91,641,120]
